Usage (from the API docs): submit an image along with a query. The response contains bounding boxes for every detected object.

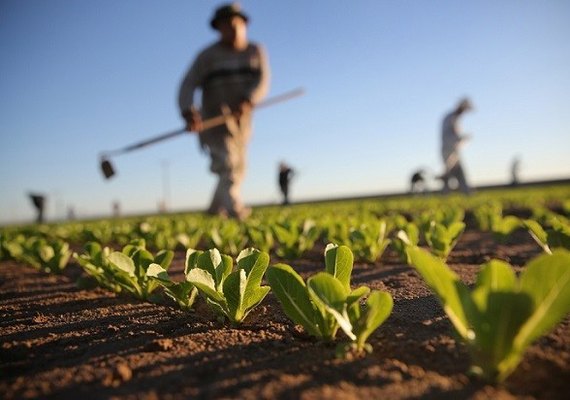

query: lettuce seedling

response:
[473,202,502,231]
[424,220,465,260]
[347,219,392,262]
[267,244,393,352]
[18,237,71,274]
[405,244,570,382]
[76,239,173,300]
[186,248,271,324]
[0,233,25,261]
[491,215,521,243]
[146,248,199,310]
[75,242,122,293]
[245,224,274,254]
[416,207,465,233]
[272,219,320,259]
[475,203,521,242]
[207,220,249,256]
[392,222,420,263]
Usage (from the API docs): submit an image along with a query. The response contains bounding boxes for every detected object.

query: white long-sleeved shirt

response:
[441,110,468,170]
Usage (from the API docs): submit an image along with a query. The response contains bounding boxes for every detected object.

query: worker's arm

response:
[178,55,204,132]
[246,44,270,106]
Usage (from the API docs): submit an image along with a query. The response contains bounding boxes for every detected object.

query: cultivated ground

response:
[1,228,569,399]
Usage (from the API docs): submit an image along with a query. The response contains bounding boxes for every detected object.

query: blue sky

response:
[1,0,569,224]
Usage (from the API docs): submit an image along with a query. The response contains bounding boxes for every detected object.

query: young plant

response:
[0,233,25,262]
[75,239,173,300]
[272,219,320,259]
[186,248,270,324]
[19,237,71,274]
[491,215,521,242]
[267,244,393,352]
[423,220,465,260]
[146,248,199,310]
[404,244,570,382]
[476,203,521,242]
[473,202,502,231]
[392,222,420,263]
[245,224,274,253]
[347,219,392,263]
[416,207,465,233]
[75,242,122,293]
[207,220,248,256]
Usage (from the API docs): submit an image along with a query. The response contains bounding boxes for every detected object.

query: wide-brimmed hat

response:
[210,3,249,29]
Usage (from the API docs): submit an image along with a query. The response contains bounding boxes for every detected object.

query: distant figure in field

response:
[28,193,45,224]
[178,3,270,220]
[511,156,521,186]
[439,98,473,194]
[112,201,121,218]
[410,169,427,194]
[278,162,295,205]
[67,206,76,221]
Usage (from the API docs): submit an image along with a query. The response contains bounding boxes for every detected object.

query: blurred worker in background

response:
[439,98,473,194]
[278,161,295,205]
[178,3,270,220]
[28,193,45,224]
[410,169,427,194]
[511,156,521,186]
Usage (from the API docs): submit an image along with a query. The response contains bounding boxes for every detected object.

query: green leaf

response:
[131,248,154,278]
[243,286,271,316]
[354,290,393,350]
[266,264,321,337]
[39,245,55,263]
[472,260,517,309]
[523,219,551,253]
[238,249,270,312]
[516,250,570,350]
[197,249,233,289]
[164,282,197,310]
[224,269,247,323]
[155,250,174,270]
[346,286,371,322]
[469,292,533,382]
[146,263,172,286]
[237,248,270,289]
[186,268,226,304]
[307,272,353,340]
[184,248,202,275]
[448,221,466,240]
[406,246,471,339]
[324,244,354,292]
[108,252,136,277]
[347,286,370,307]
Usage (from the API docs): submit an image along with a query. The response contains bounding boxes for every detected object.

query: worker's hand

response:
[234,99,252,119]
[182,106,203,132]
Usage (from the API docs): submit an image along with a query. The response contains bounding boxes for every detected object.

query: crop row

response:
[1,187,569,384]
[2,198,569,271]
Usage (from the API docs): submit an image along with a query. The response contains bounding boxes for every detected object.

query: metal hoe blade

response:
[100,157,115,179]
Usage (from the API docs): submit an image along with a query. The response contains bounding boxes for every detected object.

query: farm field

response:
[1,185,570,399]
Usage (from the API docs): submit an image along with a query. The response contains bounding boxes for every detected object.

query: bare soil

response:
[1,229,569,399]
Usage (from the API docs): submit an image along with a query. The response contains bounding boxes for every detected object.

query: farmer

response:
[410,169,426,194]
[439,98,473,194]
[278,161,295,205]
[178,3,270,219]
[511,156,521,186]
[28,193,45,224]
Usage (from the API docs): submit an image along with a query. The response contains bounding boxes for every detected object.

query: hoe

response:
[99,88,304,179]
